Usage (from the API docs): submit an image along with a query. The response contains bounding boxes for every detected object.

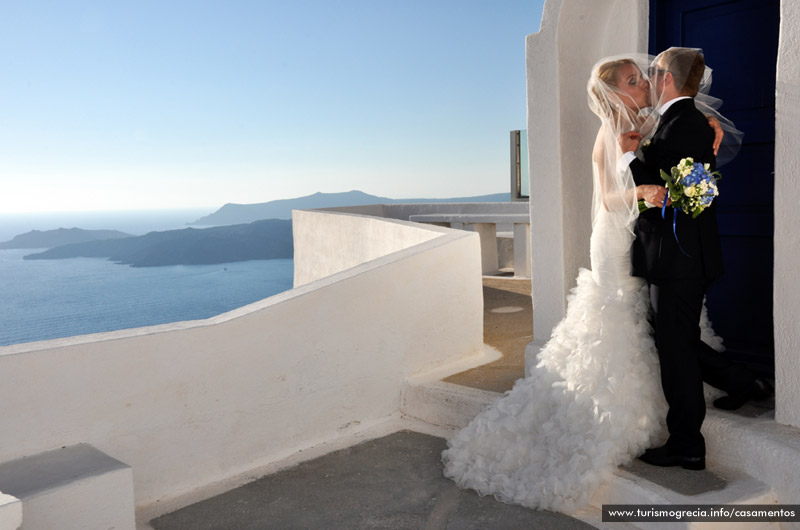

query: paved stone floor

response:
[444,276,532,393]
[150,431,595,530]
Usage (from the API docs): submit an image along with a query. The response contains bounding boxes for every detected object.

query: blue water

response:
[0,210,294,347]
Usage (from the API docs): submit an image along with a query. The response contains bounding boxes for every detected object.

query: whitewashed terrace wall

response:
[526,0,647,342]
[295,205,528,285]
[0,211,484,518]
[293,209,445,286]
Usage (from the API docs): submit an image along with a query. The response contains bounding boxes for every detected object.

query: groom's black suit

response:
[628,98,753,456]
[630,98,722,281]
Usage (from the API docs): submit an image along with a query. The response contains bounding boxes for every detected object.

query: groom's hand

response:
[618,131,642,154]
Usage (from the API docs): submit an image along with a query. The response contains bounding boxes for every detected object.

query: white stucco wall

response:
[293,209,446,286]
[526,0,647,341]
[0,213,484,518]
[774,0,800,428]
[526,0,565,342]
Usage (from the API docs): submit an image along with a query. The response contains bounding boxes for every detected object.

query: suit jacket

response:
[629,98,723,280]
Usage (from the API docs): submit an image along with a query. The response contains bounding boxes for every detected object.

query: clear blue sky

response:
[0,1,544,213]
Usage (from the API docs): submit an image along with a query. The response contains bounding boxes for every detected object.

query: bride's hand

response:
[618,131,642,153]
[637,184,671,208]
[707,116,723,156]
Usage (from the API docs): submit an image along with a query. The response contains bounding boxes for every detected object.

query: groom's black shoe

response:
[638,445,705,470]
[713,378,774,411]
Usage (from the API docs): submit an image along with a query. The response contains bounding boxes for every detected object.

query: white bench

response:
[0,445,135,530]
[408,213,531,277]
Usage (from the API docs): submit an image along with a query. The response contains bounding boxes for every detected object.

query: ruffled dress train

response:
[442,210,721,513]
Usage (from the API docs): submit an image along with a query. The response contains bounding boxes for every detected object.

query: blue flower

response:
[683,172,701,186]
[659,157,721,219]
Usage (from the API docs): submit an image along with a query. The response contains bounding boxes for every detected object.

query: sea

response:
[0,209,294,347]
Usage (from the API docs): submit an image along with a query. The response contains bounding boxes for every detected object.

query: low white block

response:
[0,445,135,530]
[0,492,22,530]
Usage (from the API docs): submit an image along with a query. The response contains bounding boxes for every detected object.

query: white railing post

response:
[513,223,531,278]
[466,223,499,275]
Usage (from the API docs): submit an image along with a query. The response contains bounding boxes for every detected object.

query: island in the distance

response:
[190,190,510,226]
[10,190,507,267]
[23,219,292,267]
[0,227,132,249]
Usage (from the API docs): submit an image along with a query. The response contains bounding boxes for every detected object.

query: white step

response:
[400,379,498,429]
[0,444,135,530]
[404,378,788,530]
[591,463,779,530]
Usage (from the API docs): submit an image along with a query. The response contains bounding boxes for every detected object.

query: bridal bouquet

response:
[660,157,720,218]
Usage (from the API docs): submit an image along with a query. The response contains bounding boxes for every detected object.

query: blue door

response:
[649,0,779,375]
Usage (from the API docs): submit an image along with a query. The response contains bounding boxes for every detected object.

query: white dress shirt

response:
[620,96,692,170]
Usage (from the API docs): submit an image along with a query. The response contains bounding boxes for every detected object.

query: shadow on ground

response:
[151,431,594,530]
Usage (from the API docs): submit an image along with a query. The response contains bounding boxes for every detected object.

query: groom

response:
[618,48,767,470]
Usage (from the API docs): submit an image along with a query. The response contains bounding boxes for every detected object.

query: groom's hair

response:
[660,48,705,97]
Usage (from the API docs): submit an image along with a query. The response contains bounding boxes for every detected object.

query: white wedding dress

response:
[441,207,668,513]
[441,171,724,514]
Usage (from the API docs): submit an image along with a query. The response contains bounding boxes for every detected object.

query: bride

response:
[441,55,733,513]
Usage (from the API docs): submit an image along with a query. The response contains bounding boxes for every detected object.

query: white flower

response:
[684,186,696,197]
[704,162,711,171]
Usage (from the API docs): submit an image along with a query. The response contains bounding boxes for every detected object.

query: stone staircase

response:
[400,376,790,530]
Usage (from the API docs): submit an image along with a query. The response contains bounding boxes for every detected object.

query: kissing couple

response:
[441,47,772,513]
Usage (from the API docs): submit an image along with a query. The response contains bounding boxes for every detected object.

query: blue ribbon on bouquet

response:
[661,190,691,257]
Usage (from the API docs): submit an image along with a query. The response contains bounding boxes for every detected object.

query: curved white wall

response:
[0,212,485,518]
[293,209,446,286]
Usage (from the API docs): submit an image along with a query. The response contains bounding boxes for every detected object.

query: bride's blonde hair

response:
[589,58,637,120]
[587,56,649,226]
